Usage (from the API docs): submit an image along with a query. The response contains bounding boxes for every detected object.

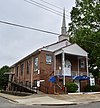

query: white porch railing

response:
[54,70,87,76]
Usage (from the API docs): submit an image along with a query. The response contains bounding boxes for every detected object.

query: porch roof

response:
[54,43,88,57]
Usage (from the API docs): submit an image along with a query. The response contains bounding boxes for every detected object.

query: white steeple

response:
[59,8,69,41]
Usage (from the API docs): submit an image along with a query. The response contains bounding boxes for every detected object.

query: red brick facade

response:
[10,48,89,94]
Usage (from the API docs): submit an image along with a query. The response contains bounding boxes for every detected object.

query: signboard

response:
[90,77,95,86]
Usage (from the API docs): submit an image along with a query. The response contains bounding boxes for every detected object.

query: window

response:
[80,59,85,68]
[46,55,52,64]
[20,63,24,75]
[34,57,38,71]
[33,80,37,87]
[16,66,19,77]
[27,61,30,74]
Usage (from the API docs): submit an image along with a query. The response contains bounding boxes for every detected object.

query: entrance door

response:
[64,60,71,76]
[74,80,80,92]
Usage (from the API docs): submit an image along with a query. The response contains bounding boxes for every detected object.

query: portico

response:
[53,43,89,92]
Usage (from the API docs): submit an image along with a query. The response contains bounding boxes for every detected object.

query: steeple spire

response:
[58,8,69,41]
[61,8,66,35]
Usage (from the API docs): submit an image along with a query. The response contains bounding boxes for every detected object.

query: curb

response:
[0,95,18,103]
[1,93,100,106]
[40,103,77,106]
[0,94,77,106]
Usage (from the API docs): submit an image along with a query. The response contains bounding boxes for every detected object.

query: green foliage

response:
[85,84,100,92]
[69,0,100,78]
[0,65,10,89]
[66,82,78,93]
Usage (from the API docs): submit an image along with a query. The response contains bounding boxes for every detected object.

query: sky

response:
[0,0,75,68]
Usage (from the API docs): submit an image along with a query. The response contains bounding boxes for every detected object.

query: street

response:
[0,97,100,108]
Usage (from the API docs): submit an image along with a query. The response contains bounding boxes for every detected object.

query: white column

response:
[54,55,56,76]
[62,50,65,86]
[78,57,79,76]
[86,56,89,76]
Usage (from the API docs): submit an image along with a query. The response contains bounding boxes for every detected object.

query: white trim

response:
[54,44,88,57]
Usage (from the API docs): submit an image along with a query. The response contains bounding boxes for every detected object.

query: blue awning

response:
[49,76,56,83]
[72,76,90,80]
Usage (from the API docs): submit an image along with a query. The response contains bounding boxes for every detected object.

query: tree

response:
[69,0,100,77]
[0,66,10,89]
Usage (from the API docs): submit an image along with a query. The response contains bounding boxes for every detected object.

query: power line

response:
[0,20,60,35]
[24,0,70,19]
[24,0,61,17]
[30,0,63,15]
[0,20,99,45]
[40,0,70,13]
[40,0,62,10]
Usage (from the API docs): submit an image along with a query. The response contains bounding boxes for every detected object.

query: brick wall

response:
[10,50,88,94]
[39,50,54,93]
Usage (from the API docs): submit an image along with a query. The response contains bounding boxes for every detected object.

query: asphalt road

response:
[0,96,100,108]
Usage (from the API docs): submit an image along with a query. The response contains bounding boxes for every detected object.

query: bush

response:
[85,84,100,92]
[66,82,78,93]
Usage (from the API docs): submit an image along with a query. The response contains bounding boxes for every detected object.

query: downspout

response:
[31,57,33,88]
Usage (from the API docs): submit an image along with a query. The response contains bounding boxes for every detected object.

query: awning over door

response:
[73,76,90,80]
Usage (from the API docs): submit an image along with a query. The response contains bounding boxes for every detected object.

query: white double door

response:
[64,60,71,76]
[74,80,80,92]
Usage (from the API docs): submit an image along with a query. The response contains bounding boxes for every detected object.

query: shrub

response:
[66,82,78,93]
[85,84,100,92]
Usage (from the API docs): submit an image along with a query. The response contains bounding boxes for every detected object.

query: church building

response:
[8,9,89,94]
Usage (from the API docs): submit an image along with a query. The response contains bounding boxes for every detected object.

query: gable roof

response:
[10,40,70,67]
[41,39,71,52]
[54,43,88,57]
[10,40,88,68]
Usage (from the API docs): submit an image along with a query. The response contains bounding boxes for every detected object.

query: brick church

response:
[7,9,89,94]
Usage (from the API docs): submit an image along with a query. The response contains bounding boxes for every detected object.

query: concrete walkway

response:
[0,92,100,106]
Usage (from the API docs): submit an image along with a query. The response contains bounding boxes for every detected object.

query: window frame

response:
[16,66,19,77]
[20,63,24,75]
[46,54,52,64]
[27,61,30,74]
[80,59,85,68]
[34,57,38,71]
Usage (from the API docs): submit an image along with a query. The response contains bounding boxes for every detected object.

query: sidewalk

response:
[0,92,100,106]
